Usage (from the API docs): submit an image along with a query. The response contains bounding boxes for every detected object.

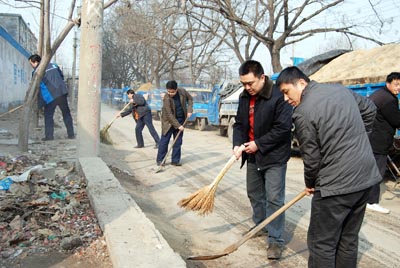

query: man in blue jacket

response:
[232,60,292,259]
[29,54,74,141]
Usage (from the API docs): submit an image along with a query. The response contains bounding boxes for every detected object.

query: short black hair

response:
[386,72,400,83]
[29,54,41,63]
[276,66,310,87]
[239,60,264,78]
[126,89,135,95]
[166,80,178,90]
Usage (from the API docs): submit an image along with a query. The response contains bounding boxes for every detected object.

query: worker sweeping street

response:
[276,66,381,268]
[232,60,293,260]
[117,89,160,149]
[156,80,193,167]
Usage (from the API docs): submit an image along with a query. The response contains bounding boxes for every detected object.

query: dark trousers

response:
[367,153,386,204]
[308,187,371,268]
[43,94,74,139]
[135,111,160,146]
[156,125,184,164]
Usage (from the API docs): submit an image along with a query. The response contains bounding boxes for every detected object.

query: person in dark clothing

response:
[28,54,74,141]
[156,80,193,166]
[117,89,160,149]
[366,72,400,214]
[276,66,381,268]
[232,60,292,259]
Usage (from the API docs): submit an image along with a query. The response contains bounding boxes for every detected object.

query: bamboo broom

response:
[100,102,131,144]
[178,144,246,216]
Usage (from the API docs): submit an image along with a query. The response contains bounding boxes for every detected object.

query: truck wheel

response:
[227,117,235,142]
[197,118,207,131]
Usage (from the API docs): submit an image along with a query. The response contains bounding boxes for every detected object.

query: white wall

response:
[0,26,31,113]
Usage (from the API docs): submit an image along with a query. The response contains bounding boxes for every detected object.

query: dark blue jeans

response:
[308,188,371,268]
[135,111,160,146]
[246,162,286,245]
[156,126,184,164]
[43,94,74,139]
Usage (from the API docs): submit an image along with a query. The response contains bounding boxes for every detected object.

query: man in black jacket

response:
[117,89,160,149]
[276,66,381,268]
[367,72,400,214]
[232,60,292,259]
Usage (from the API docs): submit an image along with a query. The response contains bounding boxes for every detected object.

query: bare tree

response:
[187,0,386,72]
[18,0,118,152]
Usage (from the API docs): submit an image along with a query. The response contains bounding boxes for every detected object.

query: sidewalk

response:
[79,157,186,268]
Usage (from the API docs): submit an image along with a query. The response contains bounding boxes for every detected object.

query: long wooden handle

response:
[160,117,189,165]
[108,102,131,126]
[225,191,307,252]
[210,144,246,186]
[0,105,23,118]
[188,190,307,260]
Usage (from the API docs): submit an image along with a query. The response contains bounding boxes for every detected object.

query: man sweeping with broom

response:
[117,89,160,149]
[232,60,292,260]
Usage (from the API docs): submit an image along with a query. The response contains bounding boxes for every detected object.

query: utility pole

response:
[70,29,77,109]
[77,0,104,157]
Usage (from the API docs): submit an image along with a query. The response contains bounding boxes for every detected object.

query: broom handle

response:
[160,117,189,165]
[0,105,23,118]
[209,144,246,186]
[108,102,131,126]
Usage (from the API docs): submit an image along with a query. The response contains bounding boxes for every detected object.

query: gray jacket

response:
[293,81,381,197]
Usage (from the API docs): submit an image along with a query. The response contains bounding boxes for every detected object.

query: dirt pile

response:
[310,43,400,84]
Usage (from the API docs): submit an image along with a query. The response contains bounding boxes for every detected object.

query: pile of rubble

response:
[310,43,400,84]
[0,151,110,267]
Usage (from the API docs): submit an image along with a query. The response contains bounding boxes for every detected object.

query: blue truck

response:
[147,89,164,120]
[185,87,213,130]
[196,78,391,144]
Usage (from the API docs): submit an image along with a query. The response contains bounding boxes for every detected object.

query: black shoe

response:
[267,243,283,259]
[42,137,54,141]
[68,135,75,139]
[134,145,144,148]
[171,162,182,166]
[153,144,159,149]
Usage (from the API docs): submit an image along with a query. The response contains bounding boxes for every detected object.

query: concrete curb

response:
[79,157,186,268]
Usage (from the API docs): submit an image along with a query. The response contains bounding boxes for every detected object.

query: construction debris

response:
[0,152,111,267]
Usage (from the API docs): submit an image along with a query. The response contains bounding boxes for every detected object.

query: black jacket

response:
[293,81,381,197]
[369,86,400,154]
[232,79,292,170]
[120,93,151,119]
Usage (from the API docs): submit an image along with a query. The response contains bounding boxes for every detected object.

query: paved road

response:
[100,104,400,268]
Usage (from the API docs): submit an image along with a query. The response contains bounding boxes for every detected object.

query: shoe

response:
[267,243,283,259]
[366,203,390,214]
[41,137,54,141]
[171,162,182,166]
[68,135,75,139]
[246,226,268,237]
[153,144,159,149]
[156,162,165,167]
[134,145,144,148]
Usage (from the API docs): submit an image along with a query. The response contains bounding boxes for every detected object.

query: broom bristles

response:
[177,184,218,216]
[100,124,113,144]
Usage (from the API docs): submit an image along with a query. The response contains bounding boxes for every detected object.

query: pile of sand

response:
[310,43,400,85]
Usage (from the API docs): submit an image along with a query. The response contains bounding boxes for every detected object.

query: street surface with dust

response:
[100,104,400,268]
